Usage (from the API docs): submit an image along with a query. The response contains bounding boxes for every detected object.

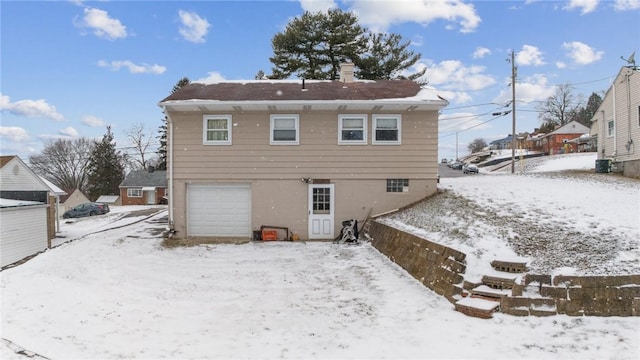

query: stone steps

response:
[454,296,500,319]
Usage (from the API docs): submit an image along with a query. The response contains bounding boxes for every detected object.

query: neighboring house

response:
[0,155,60,265]
[539,121,590,155]
[158,63,448,240]
[59,188,91,215]
[590,65,640,178]
[1,198,49,268]
[119,169,168,205]
[489,134,513,150]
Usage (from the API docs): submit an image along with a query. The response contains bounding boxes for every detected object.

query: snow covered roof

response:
[120,170,167,187]
[39,176,67,196]
[159,80,448,112]
[0,198,46,208]
[96,195,119,204]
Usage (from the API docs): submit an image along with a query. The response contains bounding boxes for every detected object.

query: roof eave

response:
[158,99,448,113]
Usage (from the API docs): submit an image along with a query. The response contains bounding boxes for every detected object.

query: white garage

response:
[1,199,49,267]
[187,184,251,237]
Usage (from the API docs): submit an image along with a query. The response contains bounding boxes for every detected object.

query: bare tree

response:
[125,123,154,170]
[29,138,95,191]
[467,138,488,154]
[536,84,579,129]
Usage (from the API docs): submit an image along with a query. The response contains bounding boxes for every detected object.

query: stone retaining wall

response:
[502,274,640,316]
[368,220,640,317]
[368,221,465,303]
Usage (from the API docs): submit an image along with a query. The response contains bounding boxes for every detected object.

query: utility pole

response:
[510,50,517,174]
[456,132,459,160]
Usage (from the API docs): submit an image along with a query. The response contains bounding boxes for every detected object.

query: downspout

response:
[612,78,617,158]
[163,106,175,232]
[625,71,634,155]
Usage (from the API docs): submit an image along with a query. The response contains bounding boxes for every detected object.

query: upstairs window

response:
[607,119,614,137]
[203,115,232,145]
[270,115,299,145]
[373,115,401,144]
[338,115,367,144]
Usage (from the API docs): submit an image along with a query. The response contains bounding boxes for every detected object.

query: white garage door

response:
[1,205,48,267]
[187,184,251,237]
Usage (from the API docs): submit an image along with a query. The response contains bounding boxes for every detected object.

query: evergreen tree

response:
[86,126,125,201]
[157,77,191,170]
[269,9,425,81]
[270,9,367,80]
[570,92,603,127]
[355,32,426,82]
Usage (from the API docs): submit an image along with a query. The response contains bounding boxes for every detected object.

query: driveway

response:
[1,208,638,359]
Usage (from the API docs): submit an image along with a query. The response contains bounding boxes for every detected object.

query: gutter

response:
[162,106,175,233]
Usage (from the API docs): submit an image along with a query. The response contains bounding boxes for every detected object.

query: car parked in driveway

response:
[463,164,479,174]
[62,202,110,219]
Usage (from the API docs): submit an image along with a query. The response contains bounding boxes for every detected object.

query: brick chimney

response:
[339,63,354,83]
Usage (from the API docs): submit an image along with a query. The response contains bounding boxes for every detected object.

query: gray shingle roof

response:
[120,170,167,187]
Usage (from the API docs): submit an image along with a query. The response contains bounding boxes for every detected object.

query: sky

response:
[2,153,639,359]
[1,0,639,163]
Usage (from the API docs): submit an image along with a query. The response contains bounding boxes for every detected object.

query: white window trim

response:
[372,114,402,145]
[270,114,299,145]
[607,119,614,137]
[203,115,232,145]
[338,114,368,145]
[127,188,142,198]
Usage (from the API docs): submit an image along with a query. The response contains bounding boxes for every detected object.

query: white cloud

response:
[516,45,545,66]
[473,47,491,59]
[76,8,127,40]
[614,0,640,10]
[299,0,337,13]
[178,10,210,43]
[0,93,64,121]
[194,71,226,84]
[98,60,166,74]
[493,74,556,105]
[59,126,79,137]
[346,0,481,33]
[564,0,599,14]
[562,41,603,65]
[556,61,567,69]
[81,115,106,127]
[423,60,496,91]
[0,126,29,142]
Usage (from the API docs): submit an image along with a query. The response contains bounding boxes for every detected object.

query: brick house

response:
[119,169,167,205]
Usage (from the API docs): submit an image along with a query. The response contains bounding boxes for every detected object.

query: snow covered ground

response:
[1,154,639,359]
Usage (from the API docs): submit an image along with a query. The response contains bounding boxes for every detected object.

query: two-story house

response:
[158,64,448,241]
[590,65,640,178]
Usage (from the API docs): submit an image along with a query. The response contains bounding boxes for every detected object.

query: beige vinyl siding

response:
[171,110,438,180]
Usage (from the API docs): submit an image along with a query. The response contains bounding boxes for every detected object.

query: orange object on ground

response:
[262,230,278,241]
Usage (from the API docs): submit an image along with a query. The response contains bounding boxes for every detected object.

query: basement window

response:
[386,179,409,193]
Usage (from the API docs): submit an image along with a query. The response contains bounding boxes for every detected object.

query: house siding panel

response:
[1,205,48,267]
[171,111,438,180]
[594,68,640,177]
[168,109,438,239]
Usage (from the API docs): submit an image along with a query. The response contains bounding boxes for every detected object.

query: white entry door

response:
[145,190,155,205]
[308,184,334,239]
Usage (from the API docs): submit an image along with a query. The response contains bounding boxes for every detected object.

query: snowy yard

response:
[1,154,639,359]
